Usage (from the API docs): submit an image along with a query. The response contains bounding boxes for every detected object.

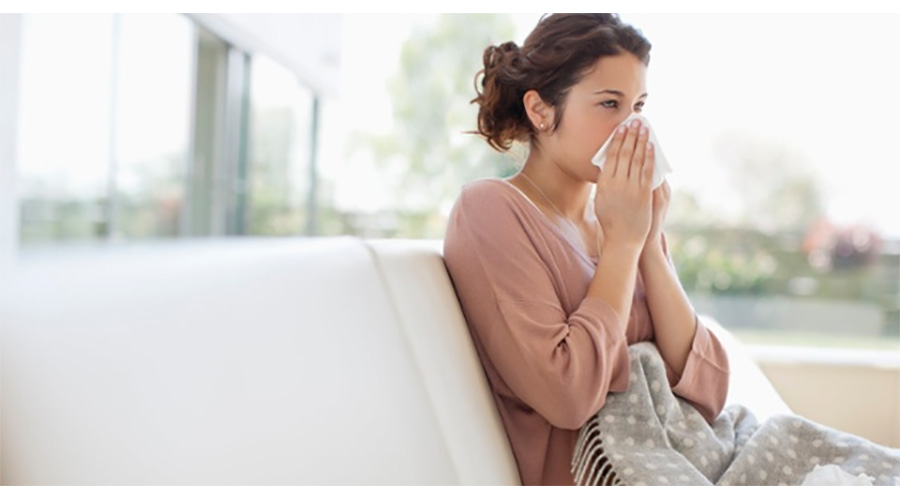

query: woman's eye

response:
[600,100,646,110]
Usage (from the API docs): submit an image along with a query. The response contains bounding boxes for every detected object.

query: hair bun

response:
[485,41,521,72]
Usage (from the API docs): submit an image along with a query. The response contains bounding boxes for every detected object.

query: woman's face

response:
[543,53,648,182]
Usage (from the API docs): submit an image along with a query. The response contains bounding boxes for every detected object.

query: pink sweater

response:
[442,178,730,486]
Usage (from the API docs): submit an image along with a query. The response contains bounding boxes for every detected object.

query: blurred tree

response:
[666,190,724,229]
[352,14,522,238]
[248,106,307,236]
[711,128,825,233]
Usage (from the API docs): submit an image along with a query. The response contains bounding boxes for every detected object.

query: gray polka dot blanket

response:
[571,342,900,486]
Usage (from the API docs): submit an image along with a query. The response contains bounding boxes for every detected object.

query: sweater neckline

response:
[489,178,599,265]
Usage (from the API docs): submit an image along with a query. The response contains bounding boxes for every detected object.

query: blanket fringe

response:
[570,415,622,486]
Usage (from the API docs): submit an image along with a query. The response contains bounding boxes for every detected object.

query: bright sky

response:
[325,13,900,238]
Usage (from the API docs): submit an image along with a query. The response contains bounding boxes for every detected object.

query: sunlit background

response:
[3,13,899,351]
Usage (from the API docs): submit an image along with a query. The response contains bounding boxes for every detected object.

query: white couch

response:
[0,236,791,485]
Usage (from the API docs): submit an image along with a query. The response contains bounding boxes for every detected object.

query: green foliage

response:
[667,225,900,335]
[247,175,306,236]
[668,228,779,295]
[20,153,187,243]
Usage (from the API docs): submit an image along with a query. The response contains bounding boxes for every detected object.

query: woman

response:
[442,14,730,486]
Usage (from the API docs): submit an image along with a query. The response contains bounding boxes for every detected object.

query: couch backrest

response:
[1,236,519,485]
[364,239,521,485]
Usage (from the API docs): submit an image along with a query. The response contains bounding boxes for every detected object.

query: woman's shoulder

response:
[445,175,541,251]
[444,176,537,268]
[446,177,526,241]
[454,177,522,212]
[459,176,507,195]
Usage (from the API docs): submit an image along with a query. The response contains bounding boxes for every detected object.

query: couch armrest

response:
[700,315,794,421]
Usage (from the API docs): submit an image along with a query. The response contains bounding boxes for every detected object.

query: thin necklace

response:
[518,171,597,258]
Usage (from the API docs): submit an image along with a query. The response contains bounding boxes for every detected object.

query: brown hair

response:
[470,13,652,152]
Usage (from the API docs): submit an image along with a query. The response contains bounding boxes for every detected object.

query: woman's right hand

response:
[593,119,655,252]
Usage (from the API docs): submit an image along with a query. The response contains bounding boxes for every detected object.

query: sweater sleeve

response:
[656,232,731,425]
[443,183,631,431]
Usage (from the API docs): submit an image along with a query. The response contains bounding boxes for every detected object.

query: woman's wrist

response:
[600,234,644,257]
[639,235,666,267]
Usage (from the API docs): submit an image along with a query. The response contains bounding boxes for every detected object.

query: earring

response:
[539,123,545,130]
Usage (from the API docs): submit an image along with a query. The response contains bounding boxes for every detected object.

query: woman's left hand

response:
[641,179,671,262]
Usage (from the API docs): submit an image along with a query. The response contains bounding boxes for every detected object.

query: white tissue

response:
[590,112,672,190]
[800,464,875,486]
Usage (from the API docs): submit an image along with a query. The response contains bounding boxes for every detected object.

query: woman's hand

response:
[593,120,655,252]
[641,179,671,263]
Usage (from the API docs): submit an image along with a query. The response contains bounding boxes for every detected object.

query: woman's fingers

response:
[617,120,641,180]
[594,119,657,248]
[642,140,655,188]
[604,125,627,179]
[631,124,649,181]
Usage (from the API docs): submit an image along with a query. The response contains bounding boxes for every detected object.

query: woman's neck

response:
[517,153,594,223]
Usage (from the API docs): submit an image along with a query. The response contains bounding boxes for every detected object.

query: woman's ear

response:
[523,89,554,132]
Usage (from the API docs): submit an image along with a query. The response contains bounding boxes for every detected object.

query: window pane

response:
[18,14,114,245]
[113,14,193,240]
[248,55,313,236]
[17,14,194,245]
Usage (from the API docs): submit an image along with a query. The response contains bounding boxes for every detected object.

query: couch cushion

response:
[364,238,521,485]
[1,237,457,485]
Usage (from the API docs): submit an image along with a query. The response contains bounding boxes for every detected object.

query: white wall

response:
[753,348,900,448]
[0,14,23,487]
[188,14,342,98]
[0,14,21,274]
